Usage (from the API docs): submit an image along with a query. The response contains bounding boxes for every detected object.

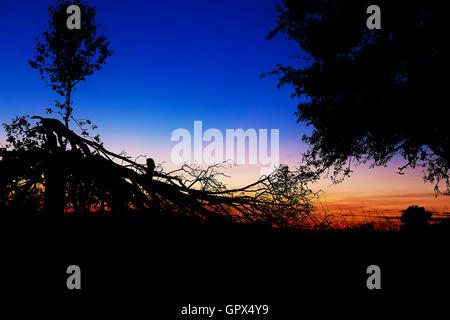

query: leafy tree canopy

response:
[265,0,449,194]
[29,0,112,128]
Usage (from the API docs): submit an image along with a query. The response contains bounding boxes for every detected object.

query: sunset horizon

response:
[1,0,448,219]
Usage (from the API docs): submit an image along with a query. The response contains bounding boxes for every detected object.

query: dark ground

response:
[1,210,449,318]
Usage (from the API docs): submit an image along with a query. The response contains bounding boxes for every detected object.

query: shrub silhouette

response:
[401,205,432,229]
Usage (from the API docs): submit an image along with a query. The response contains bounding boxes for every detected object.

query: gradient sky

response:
[0,0,448,214]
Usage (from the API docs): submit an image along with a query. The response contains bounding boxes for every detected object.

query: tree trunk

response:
[44,153,65,215]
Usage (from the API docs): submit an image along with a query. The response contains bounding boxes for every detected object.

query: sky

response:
[0,0,448,214]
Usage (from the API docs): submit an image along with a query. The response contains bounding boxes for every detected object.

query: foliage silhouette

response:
[401,205,432,230]
[28,0,112,128]
[264,0,449,195]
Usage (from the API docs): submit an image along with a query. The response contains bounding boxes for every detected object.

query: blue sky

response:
[0,0,306,161]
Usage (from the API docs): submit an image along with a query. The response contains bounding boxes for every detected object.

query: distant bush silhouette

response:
[401,205,432,229]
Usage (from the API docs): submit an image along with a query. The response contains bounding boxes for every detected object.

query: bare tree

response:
[1,117,318,228]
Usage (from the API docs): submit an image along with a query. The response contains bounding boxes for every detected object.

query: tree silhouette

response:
[18,0,112,213]
[28,0,112,128]
[264,1,449,195]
